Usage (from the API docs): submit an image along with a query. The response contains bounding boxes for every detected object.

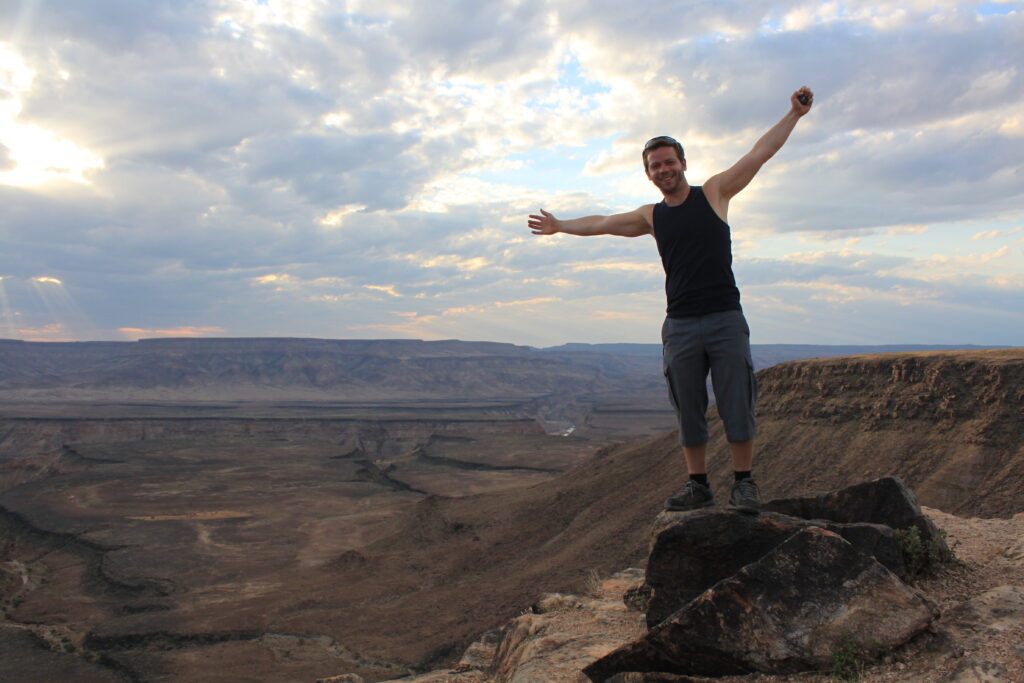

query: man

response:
[528,87,814,513]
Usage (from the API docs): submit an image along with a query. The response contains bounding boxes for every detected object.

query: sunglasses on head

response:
[644,136,680,151]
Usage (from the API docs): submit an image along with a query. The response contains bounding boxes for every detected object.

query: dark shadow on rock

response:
[643,510,809,627]
[605,673,710,682]
[645,509,910,625]
[586,477,946,682]
[762,476,946,550]
[586,527,937,681]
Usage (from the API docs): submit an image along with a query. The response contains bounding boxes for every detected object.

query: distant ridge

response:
[0,337,656,403]
[1,336,1012,405]
[543,342,1013,372]
[543,341,1008,356]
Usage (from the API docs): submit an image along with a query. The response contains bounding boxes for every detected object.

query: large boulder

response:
[762,476,947,551]
[642,476,940,627]
[585,527,937,681]
[644,510,807,627]
[645,510,908,627]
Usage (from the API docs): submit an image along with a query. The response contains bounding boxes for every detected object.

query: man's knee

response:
[713,362,757,442]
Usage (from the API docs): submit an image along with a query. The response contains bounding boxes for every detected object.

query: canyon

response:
[0,340,1020,681]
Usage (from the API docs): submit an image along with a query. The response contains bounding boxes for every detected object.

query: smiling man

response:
[528,87,814,513]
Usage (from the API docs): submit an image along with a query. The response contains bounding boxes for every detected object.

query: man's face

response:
[645,146,686,195]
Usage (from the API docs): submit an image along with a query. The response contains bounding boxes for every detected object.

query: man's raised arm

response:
[705,87,814,212]
[528,206,653,238]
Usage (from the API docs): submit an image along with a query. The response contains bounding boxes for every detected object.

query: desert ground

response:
[1,342,1020,681]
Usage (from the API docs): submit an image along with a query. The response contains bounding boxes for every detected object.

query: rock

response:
[325,549,367,570]
[315,675,364,683]
[0,630,124,683]
[762,476,947,550]
[604,674,708,682]
[584,527,937,681]
[458,628,503,669]
[490,572,647,682]
[938,586,1024,646]
[1003,539,1024,562]
[534,593,581,613]
[421,568,650,683]
[379,670,488,683]
[623,583,651,613]
[940,656,1010,682]
[644,510,810,627]
[645,509,909,626]
[820,519,908,579]
[491,612,598,682]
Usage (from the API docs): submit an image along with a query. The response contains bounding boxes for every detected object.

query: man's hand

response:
[792,86,814,116]
[528,207,653,237]
[528,208,561,235]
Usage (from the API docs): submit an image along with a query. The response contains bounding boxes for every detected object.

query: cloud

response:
[0,142,13,171]
[118,325,225,338]
[0,0,1021,346]
[363,284,401,298]
[972,226,1024,240]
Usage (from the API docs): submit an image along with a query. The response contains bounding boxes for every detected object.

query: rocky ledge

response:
[584,477,945,680]
[324,477,1023,683]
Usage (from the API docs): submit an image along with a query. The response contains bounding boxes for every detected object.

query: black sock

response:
[734,470,752,482]
[690,473,709,487]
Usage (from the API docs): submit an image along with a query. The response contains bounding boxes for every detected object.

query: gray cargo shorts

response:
[661,310,757,447]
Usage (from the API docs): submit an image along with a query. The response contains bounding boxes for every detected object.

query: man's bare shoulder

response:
[698,177,730,223]
[634,203,656,232]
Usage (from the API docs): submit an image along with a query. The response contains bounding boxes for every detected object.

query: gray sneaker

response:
[729,478,760,514]
[664,480,714,511]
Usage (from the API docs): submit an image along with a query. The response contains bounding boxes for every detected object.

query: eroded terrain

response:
[1,344,1019,682]
[0,401,616,681]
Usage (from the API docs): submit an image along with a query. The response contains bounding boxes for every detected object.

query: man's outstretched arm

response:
[705,87,814,211]
[528,206,653,238]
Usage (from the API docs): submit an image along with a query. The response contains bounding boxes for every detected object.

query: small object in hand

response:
[798,93,809,105]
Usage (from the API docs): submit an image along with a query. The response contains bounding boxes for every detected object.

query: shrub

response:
[831,641,866,681]
[895,526,954,578]
[583,568,603,597]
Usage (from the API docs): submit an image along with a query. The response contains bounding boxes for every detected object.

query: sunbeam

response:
[0,276,18,338]
[29,275,97,339]
[5,0,41,46]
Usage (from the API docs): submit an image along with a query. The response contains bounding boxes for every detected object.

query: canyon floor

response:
[1,346,1020,682]
[0,401,645,681]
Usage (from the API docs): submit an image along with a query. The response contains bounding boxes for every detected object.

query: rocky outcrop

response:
[761,475,945,542]
[643,477,938,627]
[372,569,647,683]
[353,478,968,683]
[585,478,943,680]
[585,527,937,680]
[746,349,1024,517]
[642,509,910,628]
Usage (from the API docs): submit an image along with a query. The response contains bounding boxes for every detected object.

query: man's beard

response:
[656,172,681,194]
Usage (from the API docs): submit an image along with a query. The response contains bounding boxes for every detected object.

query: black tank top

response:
[652,186,741,318]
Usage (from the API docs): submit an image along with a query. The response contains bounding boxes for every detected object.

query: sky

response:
[1,0,1022,347]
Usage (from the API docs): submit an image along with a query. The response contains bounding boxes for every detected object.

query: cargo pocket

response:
[746,357,758,438]
[663,363,680,411]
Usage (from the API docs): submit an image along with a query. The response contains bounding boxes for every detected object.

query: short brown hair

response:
[642,136,685,172]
